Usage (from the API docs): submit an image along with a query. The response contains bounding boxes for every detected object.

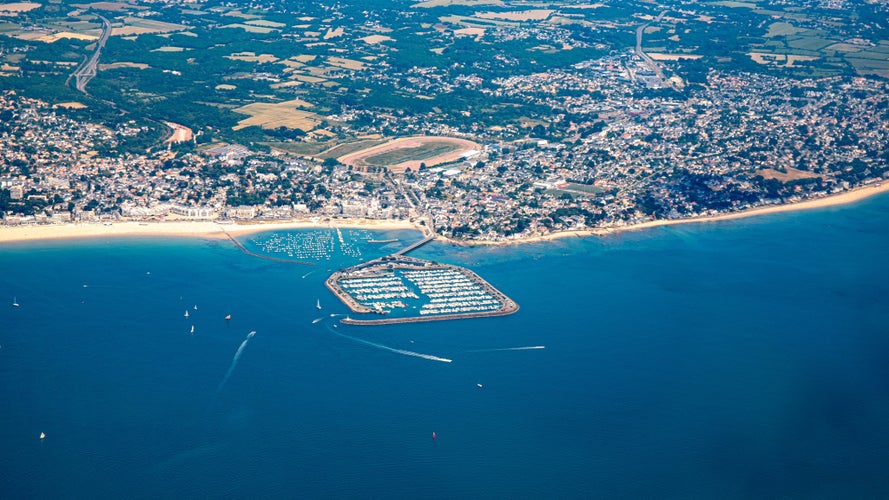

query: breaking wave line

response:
[332,330,452,363]
[468,345,546,352]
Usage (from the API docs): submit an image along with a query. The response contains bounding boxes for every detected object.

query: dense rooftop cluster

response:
[3,61,888,240]
[2,0,889,239]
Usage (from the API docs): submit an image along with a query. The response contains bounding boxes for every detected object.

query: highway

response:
[635,10,680,90]
[70,15,112,93]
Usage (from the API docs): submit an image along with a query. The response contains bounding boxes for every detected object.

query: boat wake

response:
[468,345,546,352]
[331,330,452,363]
[215,331,255,395]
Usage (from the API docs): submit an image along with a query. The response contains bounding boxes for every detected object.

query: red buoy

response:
[432,432,437,440]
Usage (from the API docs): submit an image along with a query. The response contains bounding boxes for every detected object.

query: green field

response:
[764,22,805,38]
[265,141,328,156]
[319,139,387,160]
[548,183,604,198]
[786,35,835,52]
[363,143,462,166]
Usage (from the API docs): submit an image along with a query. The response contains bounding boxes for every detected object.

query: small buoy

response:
[432,432,437,440]
[39,432,46,440]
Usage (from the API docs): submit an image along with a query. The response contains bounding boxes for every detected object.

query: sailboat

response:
[194,305,198,311]
[316,299,321,310]
[39,432,46,440]
[184,310,189,318]
[12,297,20,307]
[190,325,195,334]
[225,314,232,320]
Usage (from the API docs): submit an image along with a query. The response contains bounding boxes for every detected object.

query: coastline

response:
[1,182,887,246]
[437,182,889,247]
[0,218,418,244]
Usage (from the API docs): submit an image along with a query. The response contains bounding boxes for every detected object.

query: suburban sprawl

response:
[2,0,888,241]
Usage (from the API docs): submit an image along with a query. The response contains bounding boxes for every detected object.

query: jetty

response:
[221,228,315,266]
[391,234,435,256]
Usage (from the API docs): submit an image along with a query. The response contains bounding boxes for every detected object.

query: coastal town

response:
[2,65,887,241]
[2,0,889,241]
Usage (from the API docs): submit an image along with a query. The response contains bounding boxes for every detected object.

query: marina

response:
[246,227,374,262]
[326,255,518,325]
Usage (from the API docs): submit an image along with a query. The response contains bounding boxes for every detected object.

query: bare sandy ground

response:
[0,218,417,243]
[1,183,887,245]
[164,122,193,143]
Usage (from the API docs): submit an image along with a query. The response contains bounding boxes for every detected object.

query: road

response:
[635,10,681,90]
[70,15,112,94]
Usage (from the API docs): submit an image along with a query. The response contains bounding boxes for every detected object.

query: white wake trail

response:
[216,332,255,395]
[468,345,546,352]
[332,331,452,363]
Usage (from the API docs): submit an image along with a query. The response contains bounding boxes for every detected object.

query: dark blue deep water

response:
[2,195,889,498]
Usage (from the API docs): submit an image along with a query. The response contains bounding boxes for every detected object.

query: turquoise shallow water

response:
[2,195,889,498]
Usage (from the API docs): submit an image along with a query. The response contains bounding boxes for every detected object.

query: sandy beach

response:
[1,182,887,246]
[0,218,417,244]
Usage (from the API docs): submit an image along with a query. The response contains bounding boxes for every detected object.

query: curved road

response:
[71,15,112,93]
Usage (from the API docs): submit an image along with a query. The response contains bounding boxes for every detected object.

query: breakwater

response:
[326,255,518,325]
[222,228,315,266]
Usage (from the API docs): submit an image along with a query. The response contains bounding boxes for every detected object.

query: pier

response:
[390,234,435,256]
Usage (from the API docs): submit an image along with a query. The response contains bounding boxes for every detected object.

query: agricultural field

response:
[220,23,276,34]
[326,56,364,71]
[110,17,185,36]
[764,22,806,38]
[475,10,554,21]
[233,99,323,132]
[748,52,818,67]
[360,35,393,44]
[99,62,149,70]
[0,2,40,15]
[39,32,98,43]
[71,2,141,12]
[226,52,279,63]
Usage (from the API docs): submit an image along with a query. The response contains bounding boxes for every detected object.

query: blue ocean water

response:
[2,196,889,498]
